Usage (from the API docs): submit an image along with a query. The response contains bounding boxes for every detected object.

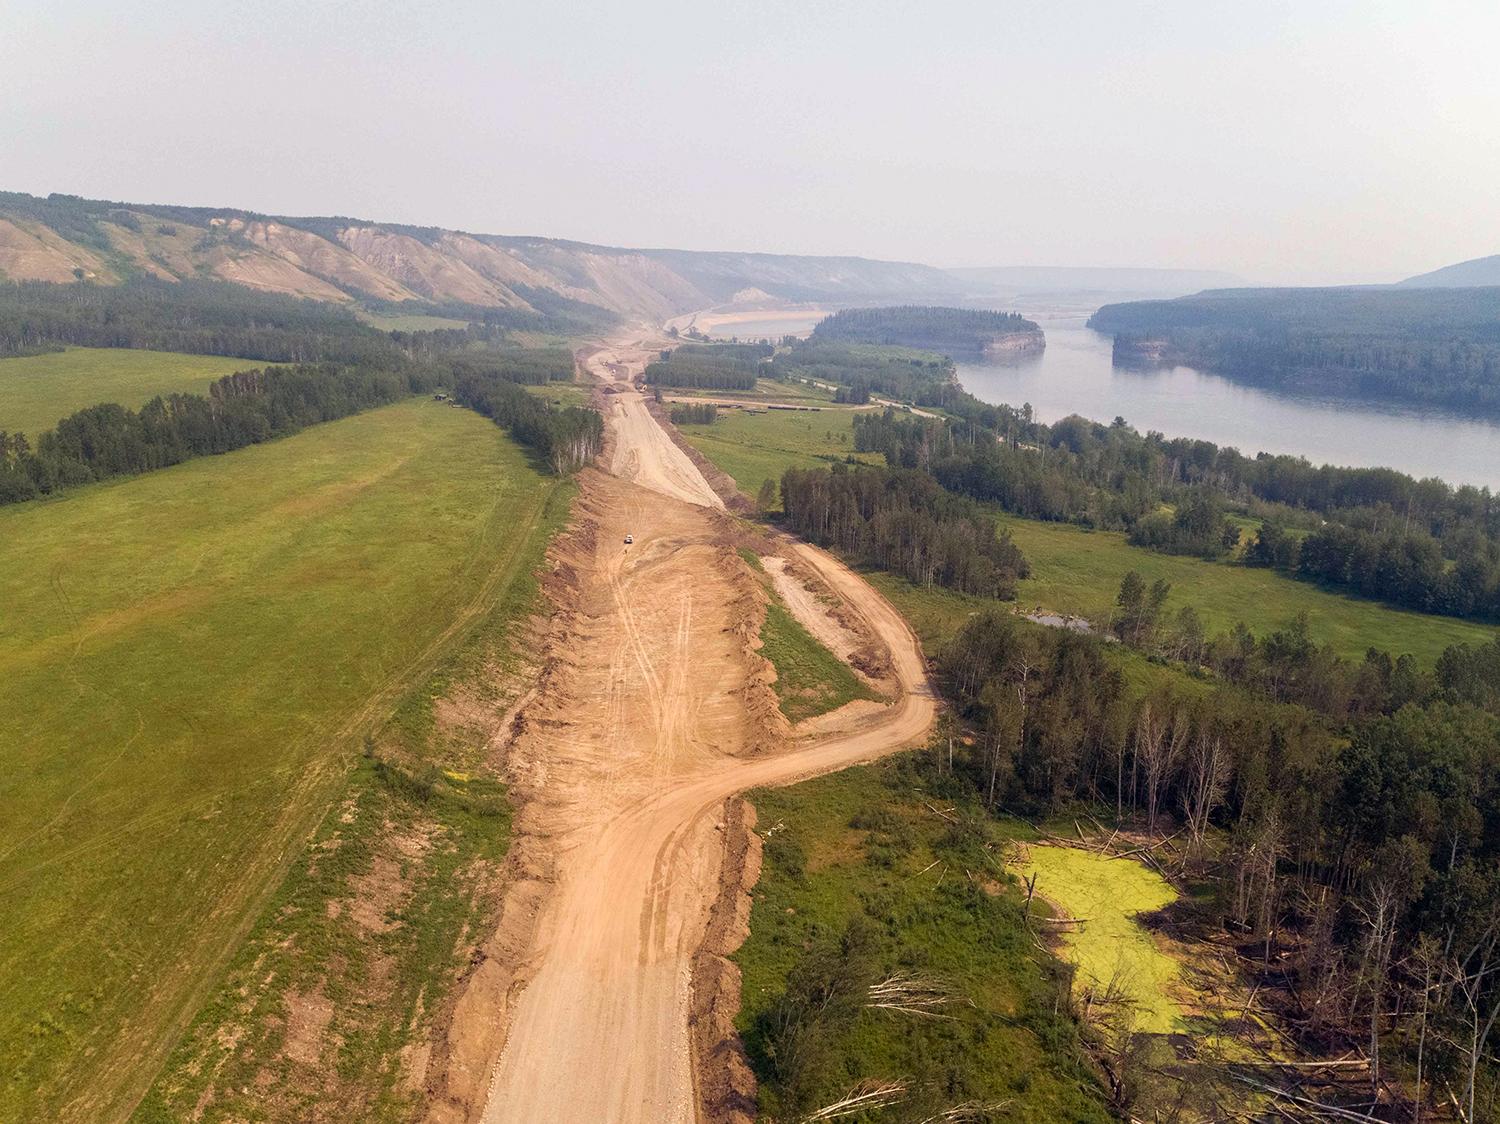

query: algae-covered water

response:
[1017,842,1185,1034]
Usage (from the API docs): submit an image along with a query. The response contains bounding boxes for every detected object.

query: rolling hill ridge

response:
[0,191,970,322]
[1397,252,1500,288]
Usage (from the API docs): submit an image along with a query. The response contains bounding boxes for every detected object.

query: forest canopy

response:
[643,342,769,390]
[1088,286,1500,416]
[811,305,1041,356]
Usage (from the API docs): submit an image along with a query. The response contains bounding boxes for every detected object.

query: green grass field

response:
[524,381,595,408]
[678,407,875,510]
[761,376,836,401]
[995,515,1494,664]
[355,310,473,332]
[740,549,876,722]
[760,601,877,721]
[0,347,265,439]
[737,760,1112,1122]
[676,409,1494,663]
[0,398,566,1121]
[138,467,572,1122]
[657,378,834,403]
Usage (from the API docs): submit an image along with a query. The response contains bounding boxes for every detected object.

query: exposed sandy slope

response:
[436,333,936,1124]
[762,556,867,673]
[0,218,115,283]
[337,227,524,307]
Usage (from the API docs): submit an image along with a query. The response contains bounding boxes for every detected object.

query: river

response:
[713,308,1500,490]
[955,314,1500,490]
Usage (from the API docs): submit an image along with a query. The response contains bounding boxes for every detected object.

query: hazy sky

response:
[4,0,1498,282]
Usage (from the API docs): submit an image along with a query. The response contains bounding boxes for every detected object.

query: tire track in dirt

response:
[429,335,937,1124]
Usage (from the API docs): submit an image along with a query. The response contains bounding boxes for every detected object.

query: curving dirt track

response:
[450,336,936,1124]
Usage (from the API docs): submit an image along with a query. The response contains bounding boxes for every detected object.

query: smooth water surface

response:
[956,315,1500,489]
[710,306,1500,488]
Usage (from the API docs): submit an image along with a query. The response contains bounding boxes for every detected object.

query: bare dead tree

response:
[1180,724,1229,859]
[801,1079,908,1121]
[1230,809,1286,965]
[1300,883,1347,1034]
[1445,913,1500,1122]
[1354,878,1400,1095]
[1411,934,1441,1123]
[1136,701,1187,836]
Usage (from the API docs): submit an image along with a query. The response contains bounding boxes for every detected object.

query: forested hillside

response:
[1398,253,1500,288]
[1088,286,1500,416]
[0,277,392,363]
[0,191,970,322]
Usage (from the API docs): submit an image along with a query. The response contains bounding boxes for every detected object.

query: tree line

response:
[0,280,604,502]
[644,343,768,391]
[362,285,617,338]
[440,347,574,386]
[0,362,426,502]
[779,462,1029,598]
[451,370,602,474]
[1126,487,1241,558]
[1089,286,1500,417]
[1254,518,1500,620]
[852,407,1500,623]
[0,278,398,365]
[668,402,718,425]
[769,342,961,409]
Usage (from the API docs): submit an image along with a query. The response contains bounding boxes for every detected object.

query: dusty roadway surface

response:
[460,337,936,1124]
[605,363,725,509]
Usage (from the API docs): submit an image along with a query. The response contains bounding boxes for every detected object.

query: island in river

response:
[809,304,1045,360]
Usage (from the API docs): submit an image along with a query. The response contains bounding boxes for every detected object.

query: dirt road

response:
[460,337,936,1123]
[600,347,725,511]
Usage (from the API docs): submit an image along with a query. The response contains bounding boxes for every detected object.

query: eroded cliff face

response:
[1109,336,1173,365]
[0,217,117,284]
[0,191,972,322]
[982,328,1047,358]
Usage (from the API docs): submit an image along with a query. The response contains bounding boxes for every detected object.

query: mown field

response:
[737,760,1114,1122]
[0,347,265,439]
[677,409,1495,663]
[0,398,565,1121]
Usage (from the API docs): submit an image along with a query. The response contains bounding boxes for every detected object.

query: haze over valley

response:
[5,4,1500,1123]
